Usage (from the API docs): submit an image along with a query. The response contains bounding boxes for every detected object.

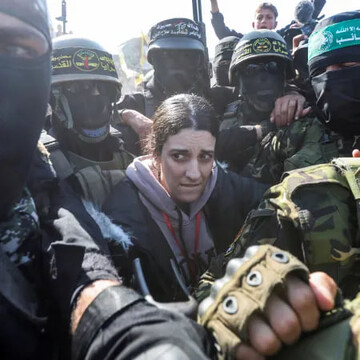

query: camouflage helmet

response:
[51,35,121,95]
[229,30,295,85]
[147,18,206,65]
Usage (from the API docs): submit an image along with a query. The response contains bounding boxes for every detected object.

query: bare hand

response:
[292,34,308,55]
[120,109,152,143]
[270,93,310,126]
[235,272,337,360]
[353,149,360,158]
[210,0,219,13]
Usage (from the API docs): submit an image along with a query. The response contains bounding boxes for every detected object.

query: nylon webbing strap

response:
[49,149,74,179]
[144,89,156,118]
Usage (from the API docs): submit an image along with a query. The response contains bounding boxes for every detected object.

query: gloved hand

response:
[198,245,337,359]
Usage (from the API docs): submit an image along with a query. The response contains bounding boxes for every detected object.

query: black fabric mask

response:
[0,55,51,219]
[0,0,51,219]
[153,50,205,95]
[64,91,112,142]
[239,61,285,113]
[312,66,360,136]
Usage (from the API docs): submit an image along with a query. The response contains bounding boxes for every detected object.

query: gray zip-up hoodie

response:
[126,155,218,283]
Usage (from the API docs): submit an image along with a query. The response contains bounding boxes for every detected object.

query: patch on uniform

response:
[73,49,100,72]
[253,38,271,53]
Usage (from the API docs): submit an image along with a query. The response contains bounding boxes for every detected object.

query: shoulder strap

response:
[220,100,241,130]
[41,130,75,179]
[49,149,75,179]
[144,88,156,118]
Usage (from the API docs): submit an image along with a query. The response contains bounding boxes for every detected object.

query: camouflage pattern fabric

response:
[0,188,40,267]
[195,158,360,359]
[195,158,360,301]
[220,100,360,184]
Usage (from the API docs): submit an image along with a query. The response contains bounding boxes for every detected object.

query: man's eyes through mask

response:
[62,81,116,99]
[155,50,203,68]
[243,61,281,77]
[0,13,49,59]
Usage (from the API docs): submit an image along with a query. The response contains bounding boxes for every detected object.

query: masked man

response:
[197,10,360,360]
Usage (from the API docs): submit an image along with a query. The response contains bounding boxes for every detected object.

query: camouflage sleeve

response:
[248,117,331,184]
[283,117,339,172]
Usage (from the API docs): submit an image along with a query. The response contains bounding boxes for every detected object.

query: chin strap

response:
[52,87,74,130]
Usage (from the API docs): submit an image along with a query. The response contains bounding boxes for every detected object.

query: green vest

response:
[41,132,133,207]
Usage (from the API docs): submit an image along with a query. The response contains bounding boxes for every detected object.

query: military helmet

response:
[51,35,121,93]
[229,30,295,85]
[147,18,206,65]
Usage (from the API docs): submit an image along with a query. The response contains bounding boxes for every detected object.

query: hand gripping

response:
[198,245,309,359]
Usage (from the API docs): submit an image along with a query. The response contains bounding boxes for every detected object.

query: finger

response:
[287,100,297,125]
[247,314,281,356]
[353,149,360,158]
[270,109,275,123]
[272,99,282,125]
[300,106,311,117]
[235,344,265,360]
[294,97,306,120]
[265,293,301,345]
[309,272,337,311]
[285,275,320,331]
[280,98,289,126]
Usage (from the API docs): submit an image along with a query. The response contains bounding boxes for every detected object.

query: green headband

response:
[309,18,360,61]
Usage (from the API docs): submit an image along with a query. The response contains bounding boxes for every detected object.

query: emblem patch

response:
[253,38,271,53]
[73,49,100,72]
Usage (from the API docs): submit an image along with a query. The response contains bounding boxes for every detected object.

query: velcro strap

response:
[198,245,309,359]
[49,149,74,179]
[72,285,143,360]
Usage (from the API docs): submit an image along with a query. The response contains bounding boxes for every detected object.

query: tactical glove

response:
[198,245,309,359]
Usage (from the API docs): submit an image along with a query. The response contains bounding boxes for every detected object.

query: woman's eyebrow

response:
[169,149,189,153]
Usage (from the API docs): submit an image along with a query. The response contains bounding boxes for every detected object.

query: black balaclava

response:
[213,36,240,87]
[152,49,206,96]
[238,58,285,114]
[57,85,113,143]
[0,0,51,219]
[309,11,360,135]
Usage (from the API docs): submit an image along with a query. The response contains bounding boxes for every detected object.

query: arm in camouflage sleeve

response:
[249,116,331,183]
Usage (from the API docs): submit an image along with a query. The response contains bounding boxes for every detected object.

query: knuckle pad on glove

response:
[198,245,309,358]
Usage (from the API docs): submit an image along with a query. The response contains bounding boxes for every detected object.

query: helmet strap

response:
[52,87,74,130]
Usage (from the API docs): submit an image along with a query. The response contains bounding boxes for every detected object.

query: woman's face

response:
[158,128,216,204]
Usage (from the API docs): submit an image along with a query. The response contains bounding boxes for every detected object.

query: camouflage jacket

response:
[1,188,40,270]
[195,158,360,359]
[218,100,360,184]
[195,158,360,300]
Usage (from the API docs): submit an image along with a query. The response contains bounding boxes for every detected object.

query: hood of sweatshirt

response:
[126,155,218,284]
[126,155,218,221]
